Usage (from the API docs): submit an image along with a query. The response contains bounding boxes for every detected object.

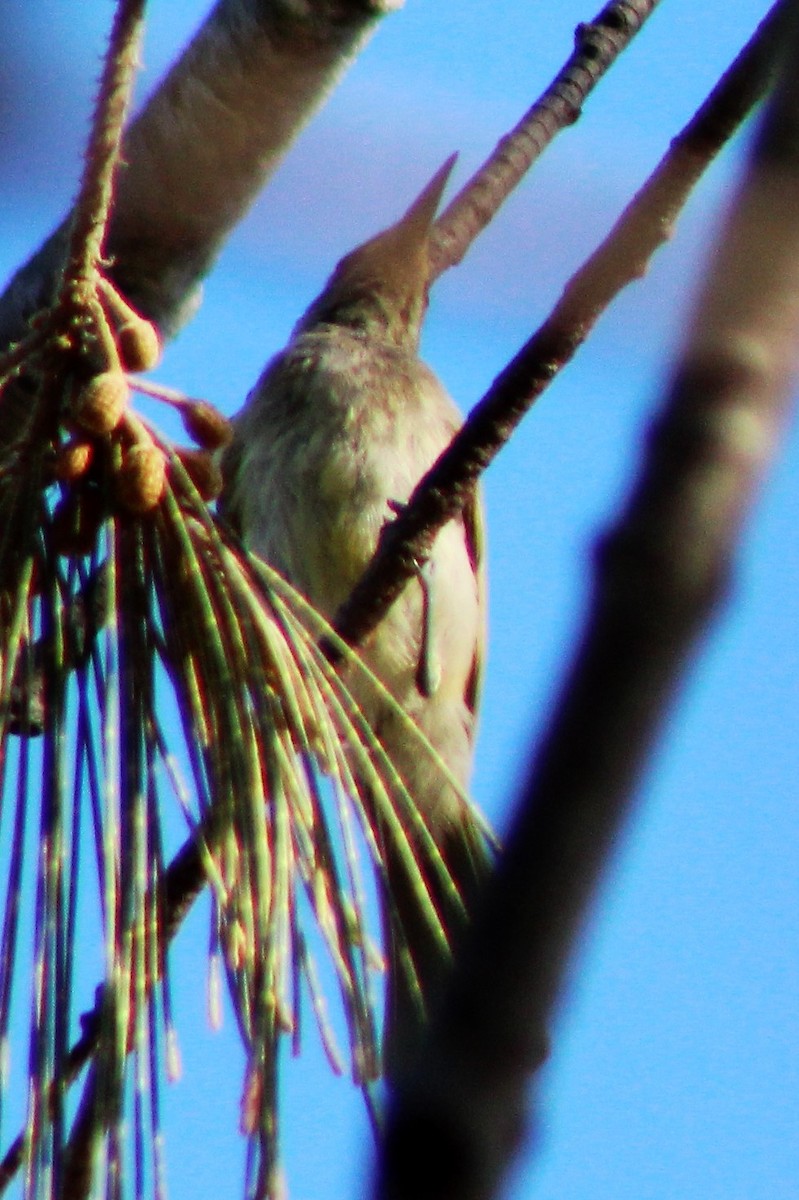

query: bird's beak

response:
[396,152,458,241]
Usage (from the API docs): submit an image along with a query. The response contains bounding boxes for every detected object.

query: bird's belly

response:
[272,409,428,606]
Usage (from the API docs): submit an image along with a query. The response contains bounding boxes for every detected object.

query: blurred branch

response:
[332,0,787,655]
[375,4,799,1199]
[430,0,662,277]
[0,0,400,348]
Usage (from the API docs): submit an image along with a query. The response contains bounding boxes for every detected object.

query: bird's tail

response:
[380,808,494,1083]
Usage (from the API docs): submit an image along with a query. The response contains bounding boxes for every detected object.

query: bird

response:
[220,157,490,1081]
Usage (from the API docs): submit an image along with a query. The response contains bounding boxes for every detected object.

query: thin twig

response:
[331,0,788,655]
[61,0,146,291]
[376,5,799,1199]
[430,0,663,277]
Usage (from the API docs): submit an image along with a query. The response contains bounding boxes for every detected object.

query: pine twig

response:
[61,0,146,293]
[332,0,787,655]
[376,5,799,1199]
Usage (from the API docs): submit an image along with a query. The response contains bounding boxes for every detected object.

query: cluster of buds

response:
[51,277,232,556]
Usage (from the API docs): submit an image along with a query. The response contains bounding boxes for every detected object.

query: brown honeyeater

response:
[220,157,490,1080]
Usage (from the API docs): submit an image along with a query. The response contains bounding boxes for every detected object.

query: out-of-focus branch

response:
[430,0,662,278]
[332,0,787,655]
[0,0,400,347]
[375,5,799,1200]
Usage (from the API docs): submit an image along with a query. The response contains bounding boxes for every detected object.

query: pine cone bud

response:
[181,399,233,450]
[115,443,167,513]
[54,439,94,483]
[98,277,162,372]
[73,371,128,436]
[118,318,162,373]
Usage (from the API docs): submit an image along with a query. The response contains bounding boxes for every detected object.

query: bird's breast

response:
[227,329,462,615]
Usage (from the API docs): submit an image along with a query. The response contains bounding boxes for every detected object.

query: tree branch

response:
[375,4,799,1198]
[331,0,787,655]
[430,0,663,278]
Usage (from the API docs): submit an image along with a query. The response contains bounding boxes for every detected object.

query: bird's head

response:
[292,154,456,349]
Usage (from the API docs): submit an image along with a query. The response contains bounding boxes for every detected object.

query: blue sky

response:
[1,2,797,1198]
